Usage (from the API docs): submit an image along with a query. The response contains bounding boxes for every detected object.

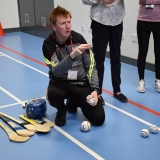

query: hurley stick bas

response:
[0,115,35,137]
[0,121,30,143]
[32,117,55,128]
[0,112,37,132]
[19,115,50,133]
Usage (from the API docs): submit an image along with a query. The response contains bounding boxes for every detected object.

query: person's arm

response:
[43,40,74,78]
[82,49,100,106]
[82,0,101,6]
[70,44,91,59]
[82,49,100,91]
[43,38,91,79]
[75,35,100,94]
[74,34,100,106]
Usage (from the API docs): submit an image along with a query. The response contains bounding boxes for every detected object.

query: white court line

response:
[0,87,25,106]
[0,52,48,77]
[1,51,160,157]
[0,86,105,160]
[3,97,160,131]
[0,96,46,109]
[105,102,160,131]
[1,95,160,132]
[0,102,19,108]
[54,126,105,159]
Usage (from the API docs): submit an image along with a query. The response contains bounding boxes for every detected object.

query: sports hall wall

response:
[0,0,155,67]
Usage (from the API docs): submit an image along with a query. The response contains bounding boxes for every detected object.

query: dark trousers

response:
[91,20,123,94]
[47,80,105,126]
[137,27,160,80]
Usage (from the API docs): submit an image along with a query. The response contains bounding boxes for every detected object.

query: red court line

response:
[102,88,160,116]
[1,44,160,116]
[0,44,47,67]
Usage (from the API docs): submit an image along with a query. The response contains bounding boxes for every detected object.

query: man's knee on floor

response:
[90,112,105,126]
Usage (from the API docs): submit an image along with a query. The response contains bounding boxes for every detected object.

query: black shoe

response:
[66,99,77,113]
[99,95,105,105]
[113,93,128,103]
[55,110,66,126]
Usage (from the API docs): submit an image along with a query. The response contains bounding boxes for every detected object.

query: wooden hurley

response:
[32,117,55,128]
[0,115,35,137]
[0,112,37,132]
[0,121,30,143]
[19,115,50,133]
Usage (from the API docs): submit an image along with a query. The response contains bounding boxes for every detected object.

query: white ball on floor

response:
[150,125,158,134]
[80,121,91,132]
[141,129,149,138]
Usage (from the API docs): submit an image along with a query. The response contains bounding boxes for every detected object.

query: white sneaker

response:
[137,80,146,93]
[154,80,160,92]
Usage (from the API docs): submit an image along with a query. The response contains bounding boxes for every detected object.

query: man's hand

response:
[102,0,115,4]
[70,44,91,59]
[89,91,98,106]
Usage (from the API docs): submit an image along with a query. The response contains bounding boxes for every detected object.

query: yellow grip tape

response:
[19,115,36,125]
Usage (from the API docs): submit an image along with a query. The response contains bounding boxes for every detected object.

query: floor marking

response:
[0,86,24,106]
[0,86,105,160]
[0,52,48,77]
[0,44,46,66]
[1,93,160,133]
[1,51,160,125]
[102,88,160,116]
[0,102,19,108]
[55,126,105,160]
[105,102,160,131]
[0,47,159,116]
[0,97,46,109]
[1,50,159,120]
[128,99,160,116]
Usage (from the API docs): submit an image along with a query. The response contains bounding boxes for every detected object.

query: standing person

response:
[42,6,105,126]
[82,0,128,103]
[137,0,160,93]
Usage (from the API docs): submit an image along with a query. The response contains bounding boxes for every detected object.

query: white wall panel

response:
[54,0,154,64]
[0,0,19,28]
[0,0,155,64]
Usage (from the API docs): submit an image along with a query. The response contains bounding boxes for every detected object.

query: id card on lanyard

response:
[67,70,78,80]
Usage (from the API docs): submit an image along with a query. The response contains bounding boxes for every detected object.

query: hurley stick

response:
[0,121,30,143]
[32,117,55,128]
[0,115,35,137]
[0,112,36,132]
[19,115,50,133]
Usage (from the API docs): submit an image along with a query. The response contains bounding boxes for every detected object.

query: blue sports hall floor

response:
[0,32,160,160]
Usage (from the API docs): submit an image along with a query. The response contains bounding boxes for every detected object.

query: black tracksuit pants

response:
[137,20,160,80]
[91,20,123,94]
[47,80,105,126]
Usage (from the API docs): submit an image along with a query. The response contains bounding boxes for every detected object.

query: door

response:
[34,0,53,38]
[18,0,36,36]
